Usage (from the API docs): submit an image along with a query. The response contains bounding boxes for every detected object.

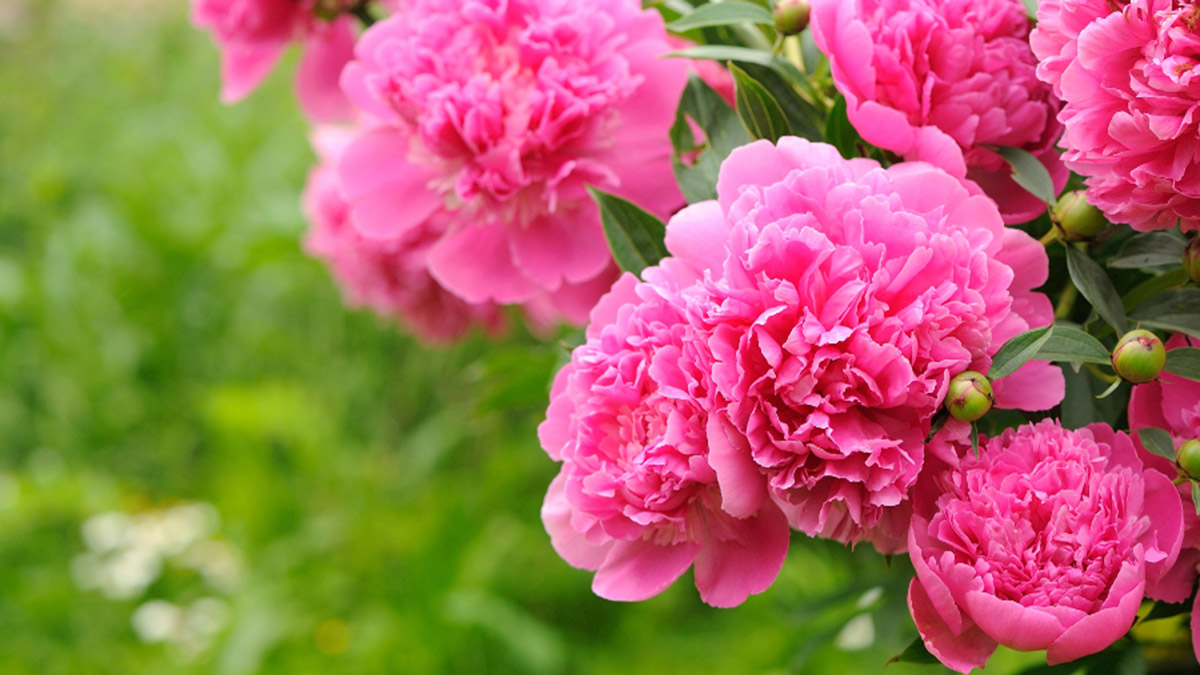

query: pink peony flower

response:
[671,137,1061,552]
[907,421,1184,672]
[192,0,357,121]
[302,126,507,342]
[539,266,789,607]
[1032,0,1200,232]
[1129,334,1200,659]
[810,0,1067,224]
[336,0,687,310]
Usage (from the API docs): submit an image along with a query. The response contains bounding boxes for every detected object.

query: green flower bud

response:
[945,371,994,422]
[1183,237,1200,285]
[1111,329,1166,384]
[1178,439,1200,480]
[1053,191,1107,241]
[774,0,811,36]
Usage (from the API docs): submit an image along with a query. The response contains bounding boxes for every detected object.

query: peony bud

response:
[774,0,811,36]
[1178,439,1200,480]
[1053,191,1107,241]
[945,371,994,422]
[1112,329,1166,384]
[1184,238,1200,284]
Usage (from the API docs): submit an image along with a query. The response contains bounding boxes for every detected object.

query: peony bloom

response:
[1032,0,1200,232]
[302,126,507,342]
[675,137,1061,552]
[192,0,358,121]
[336,0,687,312]
[539,265,789,607]
[1129,334,1200,660]
[907,421,1184,672]
[810,0,1067,224]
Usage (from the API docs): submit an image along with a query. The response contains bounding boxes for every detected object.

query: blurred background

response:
[0,2,1105,672]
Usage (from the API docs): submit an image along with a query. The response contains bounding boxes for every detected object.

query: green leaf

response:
[1165,347,1200,382]
[824,96,860,159]
[885,637,939,666]
[735,62,824,142]
[1140,600,1192,623]
[1064,244,1129,334]
[669,73,749,203]
[1135,427,1177,463]
[1122,268,1188,311]
[1130,288,1200,340]
[588,187,669,275]
[988,325,1053,380]
[1035,326,1111,365]
[1193,481,1200,516]
[729,63,791,142]
[669,45,808,86]
[667,1,774,32]
[1020,0,1038,18]
[995,146,1056,204]
[1061,365,1129,430]
[1107,231,1187,269]
[970,423,979,457]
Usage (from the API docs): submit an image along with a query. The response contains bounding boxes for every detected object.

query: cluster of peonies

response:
[540,136,1064,603]
[1032,0,1200,232]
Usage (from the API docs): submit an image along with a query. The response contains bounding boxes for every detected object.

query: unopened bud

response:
[1184,237,1200,284]
[1111,329,1166,384]
[1179,439,1200,480]
[1053,191,1107,241]
[945,371,994,422]
[774,0,811,36]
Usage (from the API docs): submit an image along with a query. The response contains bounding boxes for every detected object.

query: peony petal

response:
[664,200,730,277]
[541,472,612,570]
[706,415,768,518]
[908,579,996,674]
[219,42,288,104]
[692,502,790,608]
[337,128,443,241]
[427,220,540,304]
[295,17,356,122]
[592,538,701,602]
[992,361,1065,411]
[964,591,1065,651]
[1046,572,1143,664]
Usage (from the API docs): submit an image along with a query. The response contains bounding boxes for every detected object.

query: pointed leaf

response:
[988,325,1053,379]
[1122,268,1188,311]
[1065,244,1129,334]
[885,637,939,666]
[1034,326,1111,365]
[588,187,669,276]
[1108,231,1186,269]
[825,96,861,159]
[729,63,791,142]
[1193,481,1200,516]
[1136,427,1177,463]
[669,46,808,87]
[1131,289,1200,340]
[667,1,774,31]
[970,423,980,457]
[670,73,749,203]
[1164,347,1200,382]
[1020,0,1038,18]
[995,145,1056,204]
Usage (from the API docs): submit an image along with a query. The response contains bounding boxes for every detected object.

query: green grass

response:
[0,3,1056,673]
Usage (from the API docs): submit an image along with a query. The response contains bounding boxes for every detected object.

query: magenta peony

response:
[673,137,1060,552]
[539,266,789,607]
[1129,334,1200,660]
[1032,0,1200,231]
[810,0,1067,224]
[907,421,1183,672]
[302,127,507,342]
[191,0,357,121]
[336,0,687,312]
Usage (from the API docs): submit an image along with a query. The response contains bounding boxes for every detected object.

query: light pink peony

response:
[1129,334,1200,659]
[810,0,1067,224]
[539,266,789,607]
[336,0,687,310]
[192,0,357,121]
[1032,0,1200,231]
[672,137,1061,552]
[907,421,1184,672]
[302,127,507,342]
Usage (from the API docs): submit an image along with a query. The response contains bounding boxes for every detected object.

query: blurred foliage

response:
[0,2,1059,673]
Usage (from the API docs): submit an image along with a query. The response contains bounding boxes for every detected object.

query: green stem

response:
[1054,280,1078,320]
[1085,362,1118,385]
[1039,228,1059,246]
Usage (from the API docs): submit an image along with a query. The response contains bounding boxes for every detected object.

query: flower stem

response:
[1039,228,1059,246]
[1054,279,1078,320]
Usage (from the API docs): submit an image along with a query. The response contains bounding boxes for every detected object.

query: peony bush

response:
[195,0,1200,670]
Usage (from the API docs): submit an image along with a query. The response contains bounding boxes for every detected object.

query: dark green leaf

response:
[1108,231,1186,269]
[1065,244,1129,334]
[1193,481,1200,516]
[1035,326,1111,365]
[995,146,1056,204]
[1130,288,1200,340]
[885,637,939,666]
[729,63,791,142]
[1141,600,1191,624]
[1135,427,1177,463]
[735,62,824,142]
[588,187,669,275]
[1165,347,1200,382]
[970,423,979,457]
[669,45,808,86]
[988,325,1053,379]
[1122,268,1188,311]
[799,28,822,74]
[1061,365,1129,430]
[667,1,773,31]
[1020,0,1038,18]
[670,73,749,203]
